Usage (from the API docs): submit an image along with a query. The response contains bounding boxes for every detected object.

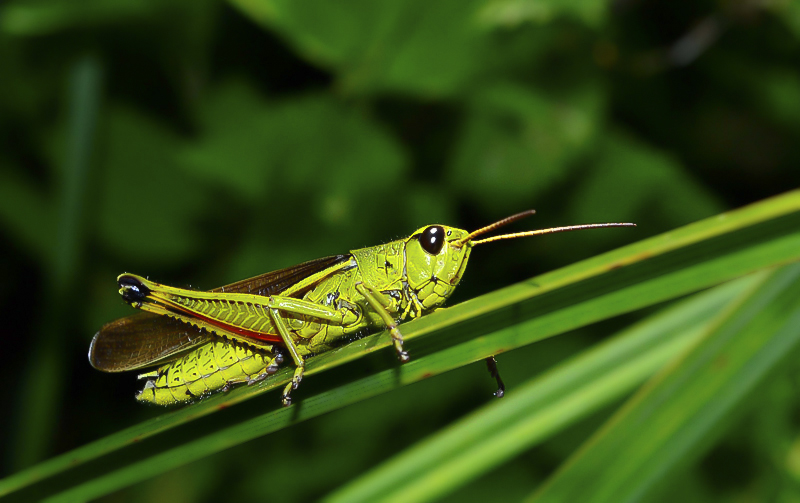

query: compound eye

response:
[419,225,445,255]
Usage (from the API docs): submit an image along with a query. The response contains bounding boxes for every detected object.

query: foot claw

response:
[247,373,268,386]
[485,356,505,399]
[398,351,410,363]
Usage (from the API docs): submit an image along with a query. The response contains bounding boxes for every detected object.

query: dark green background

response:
[2,0,800,501]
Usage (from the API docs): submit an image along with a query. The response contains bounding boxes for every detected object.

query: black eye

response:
[419,225,445,255]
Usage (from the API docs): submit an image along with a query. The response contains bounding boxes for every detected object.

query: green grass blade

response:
[528,262,800,503]
[11,55,102,470]
[2,190,800,501]
[323,272,769,503]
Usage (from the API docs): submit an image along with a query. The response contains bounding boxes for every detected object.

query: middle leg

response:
[268,308,306,406]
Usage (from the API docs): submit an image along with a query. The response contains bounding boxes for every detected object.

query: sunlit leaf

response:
[326,273,768,503]
[529,263,800,503]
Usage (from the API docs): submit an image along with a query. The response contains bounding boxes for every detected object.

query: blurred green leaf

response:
[569,130,724,230]
[708,53,800,134]
[0,0,217,37]
[1,0,160,35]
[10,55,102,473]
[228,0,486,96]
[477,0,607,28]
[326,272,768,503]
[180,80,407,213]
[529,262,800,503]
[756,68,800,131]
[768,0,800,40]
[0,39,56,119]
[177,80,279,200]
[97,105,209,264]
[0,167,54,262]
[448,82,604,210]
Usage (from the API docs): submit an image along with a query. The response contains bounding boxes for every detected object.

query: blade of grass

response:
[11,55,101,470]
[323,271,770,503]
[2,190,800,500]
[529,262,800,503]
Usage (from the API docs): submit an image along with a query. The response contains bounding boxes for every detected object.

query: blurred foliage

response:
[1,0,799,501]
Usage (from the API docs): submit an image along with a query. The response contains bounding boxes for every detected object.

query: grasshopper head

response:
[404,225,473,310]
[404,211,636,312]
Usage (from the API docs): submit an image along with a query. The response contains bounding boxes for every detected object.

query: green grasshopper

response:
[89,211,635,406]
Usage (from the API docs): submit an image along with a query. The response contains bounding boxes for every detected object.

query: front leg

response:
[400,289,425,320]
[355,283,409,362]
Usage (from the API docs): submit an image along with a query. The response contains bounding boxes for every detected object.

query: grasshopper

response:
[89,211,634,406]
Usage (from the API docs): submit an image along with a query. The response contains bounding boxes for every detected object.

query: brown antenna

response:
[456,209,537,246]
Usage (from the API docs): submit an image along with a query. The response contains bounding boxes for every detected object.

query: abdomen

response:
[136,340,281,405]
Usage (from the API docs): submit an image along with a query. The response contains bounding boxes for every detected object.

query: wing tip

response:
[88,329,118,372]
[87,330,101,369]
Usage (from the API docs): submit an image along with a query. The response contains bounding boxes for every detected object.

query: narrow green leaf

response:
[326,272,769,503]
[529,262,800,503]
[11,55,101,470]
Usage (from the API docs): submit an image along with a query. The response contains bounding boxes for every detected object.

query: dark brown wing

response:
[218,254,351,296]
[89,254,352,372]
[89,313,213,372]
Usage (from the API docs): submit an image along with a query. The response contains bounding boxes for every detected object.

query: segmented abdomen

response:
[136,340,281,405]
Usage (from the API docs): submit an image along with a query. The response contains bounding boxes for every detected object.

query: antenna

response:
[471,222,636,246]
